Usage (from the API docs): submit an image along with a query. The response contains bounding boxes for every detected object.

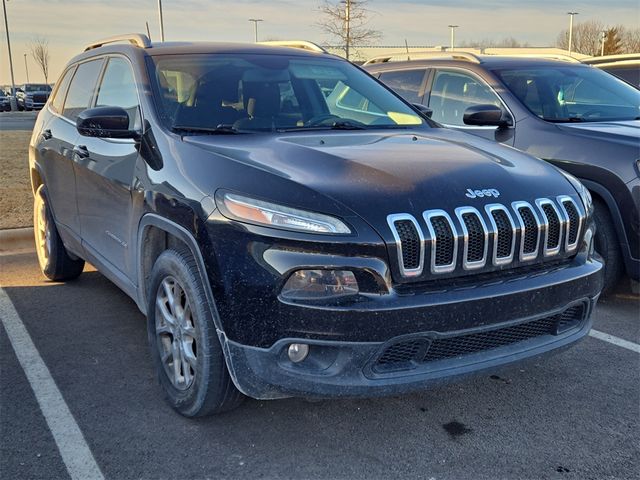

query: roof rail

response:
[84,33,151,52]
[489,53,580,63]
[363,51,482,65]
[258,40,328,53]
[583,53,640,65]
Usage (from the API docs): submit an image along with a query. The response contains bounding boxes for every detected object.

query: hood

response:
[182,128,576,236]
[555,119,640,148]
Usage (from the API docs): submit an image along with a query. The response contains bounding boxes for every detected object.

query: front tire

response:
[147,248,244,417]
[33,185,85,281]
[593,199,624,295]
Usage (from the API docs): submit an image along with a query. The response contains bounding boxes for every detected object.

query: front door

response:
[73,56,142,278]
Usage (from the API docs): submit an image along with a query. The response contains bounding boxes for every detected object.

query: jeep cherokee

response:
[29,35,603,416]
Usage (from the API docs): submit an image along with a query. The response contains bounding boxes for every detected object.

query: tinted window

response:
[96,57,140,129]
[602,65,640,88]
[63,59,104,121]
[148,54,425,132]
[495,66,640,122]
[50,67,75,114]
[429,70,501,126]
[378,69,426,104]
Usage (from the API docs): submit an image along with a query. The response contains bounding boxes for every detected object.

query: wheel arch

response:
[136,214,225,334]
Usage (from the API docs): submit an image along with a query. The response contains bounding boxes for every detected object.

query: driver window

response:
[95,57,141,130]
[429,70,502,126]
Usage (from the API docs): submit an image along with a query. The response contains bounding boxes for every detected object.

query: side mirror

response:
[463,104,513,127]
[76,106,140,139]
[413,103,433,118]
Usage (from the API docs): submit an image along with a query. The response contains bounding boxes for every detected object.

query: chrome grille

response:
[387,197,585,279]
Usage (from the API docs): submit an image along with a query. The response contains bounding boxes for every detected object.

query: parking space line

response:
[590,329,640,353]
[0,288,105,480]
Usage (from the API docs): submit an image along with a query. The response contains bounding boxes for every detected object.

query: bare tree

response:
[556,20,604,55]
[29,37,50,83]
[317,0,381,60]
[621,27,640,53]
[459,37,530,49]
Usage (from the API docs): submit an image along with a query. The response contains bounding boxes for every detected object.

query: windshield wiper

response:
[543,117,586,123]
[171,124,243,135]
[278,121,368,132]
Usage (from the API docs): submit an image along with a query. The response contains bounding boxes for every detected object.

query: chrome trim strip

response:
[535,198,563,257]
[454,206,489,270]
[484,203,516,266]
[423,210,458,274]
[511,201,541,262]
[386,213,425,277]
[556,195,584,253]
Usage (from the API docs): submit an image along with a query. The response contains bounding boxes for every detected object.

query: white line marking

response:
[590,329,640,353]
[0,287,105,480]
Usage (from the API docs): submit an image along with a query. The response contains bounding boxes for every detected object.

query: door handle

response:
[73,145,91,160]
[41,129,52,140]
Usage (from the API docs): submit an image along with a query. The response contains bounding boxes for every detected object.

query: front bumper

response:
[220,255,603,400]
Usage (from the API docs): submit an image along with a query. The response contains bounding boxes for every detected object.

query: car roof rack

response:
[363,51,482,65]
[258,40,329,54]
[84,33,152,52]
[489,53,581,63]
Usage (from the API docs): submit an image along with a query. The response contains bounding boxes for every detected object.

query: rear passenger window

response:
[50,67,75,114]
[95,57,141,129]
[63,59,104,121]
[378,69,427,104]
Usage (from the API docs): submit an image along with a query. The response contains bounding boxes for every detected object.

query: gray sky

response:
[1,0,639,84]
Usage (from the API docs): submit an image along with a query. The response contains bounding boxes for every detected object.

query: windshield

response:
[494,66,640,122]
[147,54,426,133]
[24,84,51,92]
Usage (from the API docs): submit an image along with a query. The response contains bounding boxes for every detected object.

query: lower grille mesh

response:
[373,303,586,373]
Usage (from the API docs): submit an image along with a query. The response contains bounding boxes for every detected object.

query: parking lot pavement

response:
[1,252,638,480]
[0,111,37,131]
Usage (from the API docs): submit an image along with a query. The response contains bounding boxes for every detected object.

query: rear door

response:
[73,56,142,278]
[38,59,104,241]
[426,68,515,145]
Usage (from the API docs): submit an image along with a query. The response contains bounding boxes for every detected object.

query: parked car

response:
[16,83,52,110]
[0,89,10,111]
[30,35,603,416]
[583,54,640,88]
[366,53,640,292]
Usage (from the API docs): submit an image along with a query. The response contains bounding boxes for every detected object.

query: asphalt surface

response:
[1,252,639,480]
[0,111,38,131]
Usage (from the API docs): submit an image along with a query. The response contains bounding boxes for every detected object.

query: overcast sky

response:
[1,0,639,84]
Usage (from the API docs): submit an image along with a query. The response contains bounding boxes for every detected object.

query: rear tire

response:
[147,248,244,417]
[593,199,624,295]
[33,185,85,281]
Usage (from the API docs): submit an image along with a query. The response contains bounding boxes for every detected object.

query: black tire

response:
[147,248,244,417]
[593,199,624,295]
[33,185,85,281]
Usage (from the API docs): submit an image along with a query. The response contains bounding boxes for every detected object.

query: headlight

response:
[560,170,592,214]
[217,192,351,234]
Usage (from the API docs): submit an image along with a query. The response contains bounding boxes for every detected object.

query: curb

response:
[0,227,34,253]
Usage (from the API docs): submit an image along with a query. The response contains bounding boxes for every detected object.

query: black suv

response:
[365,54,640,292]
[30,35,603,416]
[17,83,52,110]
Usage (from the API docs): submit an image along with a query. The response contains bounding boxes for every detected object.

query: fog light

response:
[288,343,309,363]
[281,270,359,301]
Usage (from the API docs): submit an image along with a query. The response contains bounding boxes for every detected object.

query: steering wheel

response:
[304,114,342,126]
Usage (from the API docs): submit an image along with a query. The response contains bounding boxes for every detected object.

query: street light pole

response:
[158,0,165,42]
[23,53,28,82]
[2,0,17,110]
[248,19,263,43]
[600,30,607,56]
[448,25,459,50]
[567,11,579,57]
